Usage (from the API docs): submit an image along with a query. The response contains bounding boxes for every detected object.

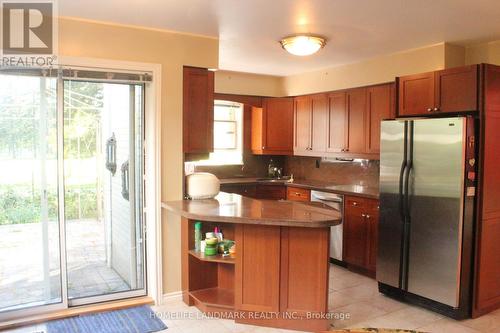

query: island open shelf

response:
[190,287,234,310]
[188,250,235,264]
[163,193,342,332]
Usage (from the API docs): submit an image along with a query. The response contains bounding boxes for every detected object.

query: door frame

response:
[0,57,162,323]
[58,56,163,307]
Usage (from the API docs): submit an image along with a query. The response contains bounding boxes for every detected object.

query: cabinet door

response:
[183,67,214,153]
[346,88,367,154]
[235,224,281,312]
[366,200,380,273]
[280,227,329,315]
[220,184,257,198]
[327,92,347,153]
[311,94,328,153]
[255,185,286,200]
[294,96,312,155]
[398,72,435,116]
[366,84,394,154]
[251,106,264,153]
[343,197,368,267]
[435,65,478,113]
[263,97,294,154]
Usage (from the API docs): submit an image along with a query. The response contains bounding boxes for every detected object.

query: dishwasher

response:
[310,190,344,261]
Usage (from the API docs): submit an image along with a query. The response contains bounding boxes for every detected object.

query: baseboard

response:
[162,291,182,304]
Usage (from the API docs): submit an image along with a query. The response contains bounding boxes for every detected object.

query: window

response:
[194,100,244,165]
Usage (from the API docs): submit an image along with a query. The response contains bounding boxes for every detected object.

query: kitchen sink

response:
[256,177,291,183]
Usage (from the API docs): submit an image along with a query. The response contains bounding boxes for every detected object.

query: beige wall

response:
[58,17,219,294]
[281,43,449,96]
[465,40,500,66]
[215,70,283,97]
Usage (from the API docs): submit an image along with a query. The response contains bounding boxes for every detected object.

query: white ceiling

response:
[59,0,500,76]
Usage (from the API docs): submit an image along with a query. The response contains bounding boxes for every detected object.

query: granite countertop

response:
[162,192,342,228]
[219,177,379,199]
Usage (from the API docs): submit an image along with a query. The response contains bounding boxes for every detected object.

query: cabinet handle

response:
[295,192,301,196]
[433,107,439,111]
[352,202,358,206]
[361,213,366,217]
[262,146,266,150]
[427,108,432,112]
[366,214,371,219]
[345,148,349,152]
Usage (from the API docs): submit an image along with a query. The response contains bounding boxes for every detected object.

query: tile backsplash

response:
[187,154,285,179]
[285,156,380,187]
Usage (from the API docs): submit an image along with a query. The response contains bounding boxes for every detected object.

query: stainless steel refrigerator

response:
[377,116,477,319]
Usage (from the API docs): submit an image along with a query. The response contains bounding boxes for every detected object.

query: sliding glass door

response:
[64,80,145,305]
[0,71,146,319]
[0,74,63,315]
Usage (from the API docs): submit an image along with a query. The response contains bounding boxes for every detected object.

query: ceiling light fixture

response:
[280,35,326,56]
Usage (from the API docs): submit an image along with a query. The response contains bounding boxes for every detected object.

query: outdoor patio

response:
[0,220,129,310]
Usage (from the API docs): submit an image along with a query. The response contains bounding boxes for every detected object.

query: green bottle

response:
[194,221,202,252]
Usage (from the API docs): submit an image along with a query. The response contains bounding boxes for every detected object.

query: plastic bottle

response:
[194,222,202,252]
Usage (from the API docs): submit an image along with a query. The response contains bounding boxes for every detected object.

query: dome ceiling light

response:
[280,35,326,56]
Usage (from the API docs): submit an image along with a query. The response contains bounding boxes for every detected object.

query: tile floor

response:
[4,264,500,333]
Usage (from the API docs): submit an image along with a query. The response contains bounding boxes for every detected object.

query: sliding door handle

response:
[121,159,130,200]
[105,133,117,175]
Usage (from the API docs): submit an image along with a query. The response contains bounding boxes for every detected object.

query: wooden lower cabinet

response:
[343,196,379,274]
[234,224,330,331]
[280,227,329,315]
[256,184,286,200]
[235,224,281,312]
[220,184,257,198]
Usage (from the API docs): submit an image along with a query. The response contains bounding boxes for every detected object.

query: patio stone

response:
[0,220,131,310]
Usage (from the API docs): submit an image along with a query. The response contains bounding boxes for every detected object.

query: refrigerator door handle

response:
[401,120,414,290]
[404,121,414,219]
[399,122,409,221]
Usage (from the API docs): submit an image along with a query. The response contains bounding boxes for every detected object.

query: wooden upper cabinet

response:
[293,96,312,154]
[435,65,478,113]
[251,97,294,155]
[183,66,214,153]
[366,83,395,154]
[398,72,435,117]
[293,94,328,156]
[327,92,348,153]
[346,88,367,154]
[398,65,479,116]
[311,94,328,153]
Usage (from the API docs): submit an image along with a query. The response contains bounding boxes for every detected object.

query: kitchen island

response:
[162,192,342,332]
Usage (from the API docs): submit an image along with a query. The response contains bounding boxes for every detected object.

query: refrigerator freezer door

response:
[407,117,466,307]
[377,120,407,288]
